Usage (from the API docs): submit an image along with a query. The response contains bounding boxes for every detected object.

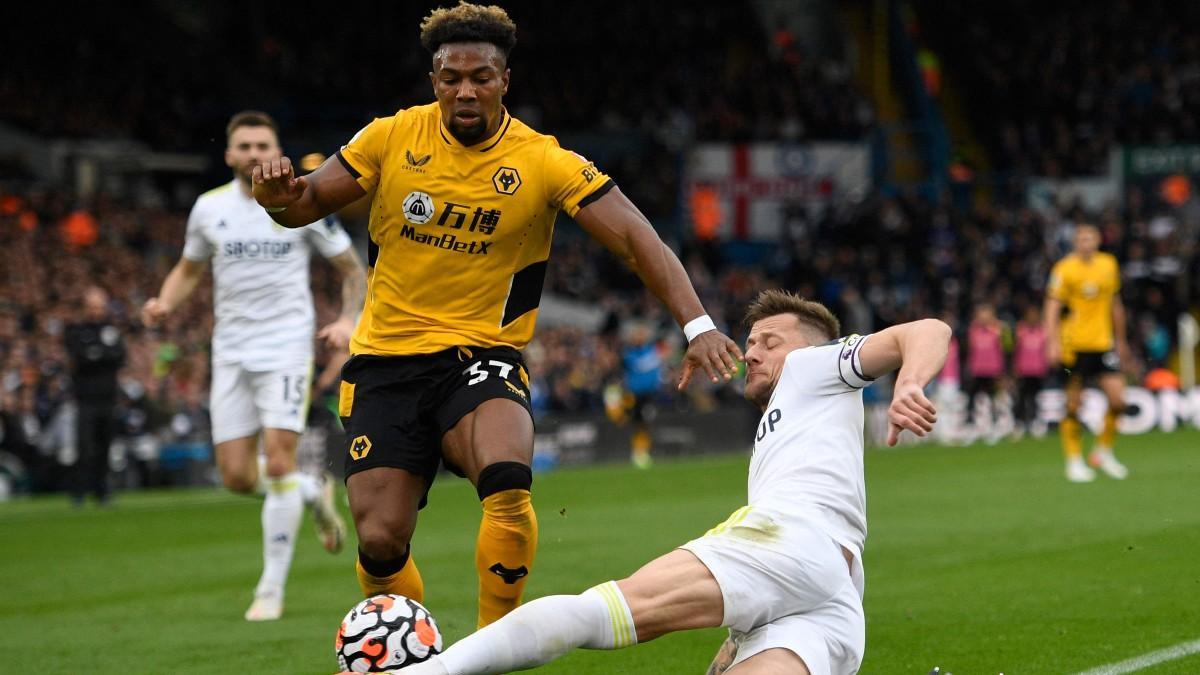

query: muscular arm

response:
[574,187,706,327]
[858,318,953,446]
[253,155,366,228]
[858,319,952,383]
[574,187,743,387]
[706,637,738,675]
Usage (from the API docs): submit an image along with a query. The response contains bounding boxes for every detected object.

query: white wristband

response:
[683,315,717,342]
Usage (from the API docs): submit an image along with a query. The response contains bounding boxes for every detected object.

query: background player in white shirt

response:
[143,111,367,621]
[383,290,950,675]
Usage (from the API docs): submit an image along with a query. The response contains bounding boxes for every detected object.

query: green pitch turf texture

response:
[2,429,1199,674]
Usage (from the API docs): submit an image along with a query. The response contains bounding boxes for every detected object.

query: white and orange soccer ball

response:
[335,594,443,672]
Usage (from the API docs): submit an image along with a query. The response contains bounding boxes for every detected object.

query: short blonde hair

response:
[743,289,840,341]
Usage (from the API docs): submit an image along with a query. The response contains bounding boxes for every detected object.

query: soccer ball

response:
[335,594,443,672]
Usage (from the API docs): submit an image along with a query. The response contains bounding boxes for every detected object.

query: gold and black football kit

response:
[336,103,613,482]
[1047,251,1121,379]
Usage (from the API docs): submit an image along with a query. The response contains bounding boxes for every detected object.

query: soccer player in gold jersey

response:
[251,2,742,628]
[1045,223,1130,482]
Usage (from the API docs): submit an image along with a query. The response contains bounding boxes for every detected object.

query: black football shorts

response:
[338,345,533,491]
[1061,350,1121,382]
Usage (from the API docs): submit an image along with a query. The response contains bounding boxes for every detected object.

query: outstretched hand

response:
[886,381,937,446]
[252,157,308,210]
[678,330,744,390]
[141,297,169,327]
[318,316,355,350]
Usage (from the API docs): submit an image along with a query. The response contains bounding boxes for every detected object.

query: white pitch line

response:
[1073,638,1200,675]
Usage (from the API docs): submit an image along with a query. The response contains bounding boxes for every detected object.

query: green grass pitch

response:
[2,429,1199,673]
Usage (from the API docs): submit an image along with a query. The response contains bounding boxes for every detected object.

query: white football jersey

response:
[747,334,874,559]
[182,181,353,369]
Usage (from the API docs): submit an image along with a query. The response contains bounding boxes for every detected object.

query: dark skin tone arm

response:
[574,187,743,388]
[251,155,364,228]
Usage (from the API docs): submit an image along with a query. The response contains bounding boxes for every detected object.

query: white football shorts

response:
[680,507,865,675]
[209,359,313,445]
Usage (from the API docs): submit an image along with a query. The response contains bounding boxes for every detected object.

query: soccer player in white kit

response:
[143,111,367,621]
[382,290,950,675]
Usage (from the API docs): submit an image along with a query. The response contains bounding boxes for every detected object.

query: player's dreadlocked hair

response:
[743,289,841,342]
[420,2,517,58]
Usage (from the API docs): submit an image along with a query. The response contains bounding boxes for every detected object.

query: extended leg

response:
[397,548,724,675]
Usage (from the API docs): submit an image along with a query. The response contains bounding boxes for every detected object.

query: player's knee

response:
[356,512,416,560]
[476,461,533,501]
[1063,398,1082,417]
[262,452,295,479]
[220,468,257,494]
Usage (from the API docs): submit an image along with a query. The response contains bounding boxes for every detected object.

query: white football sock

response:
[253,455,268,496]
[255,474,303,596]
[408,581,636,675]
[295,471,321,505]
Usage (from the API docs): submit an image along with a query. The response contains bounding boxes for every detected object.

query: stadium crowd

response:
[1,2,870,155]
[919,0,1200,175]
[2,180,1192,479]
[540,184,1195,410]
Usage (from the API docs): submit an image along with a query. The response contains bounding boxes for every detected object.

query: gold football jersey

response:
[1047,251,1120,353]
[338,103,613,356]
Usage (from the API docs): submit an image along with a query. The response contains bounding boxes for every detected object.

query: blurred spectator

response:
[0,388,36,495]
[965,303,1006,436]
[1012,305,1050,437]
[617,322,665,469]
[919,0,1200,175]
[63,286,126,506]
[1,2,872,156]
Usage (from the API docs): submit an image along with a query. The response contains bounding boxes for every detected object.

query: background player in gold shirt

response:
[250,2,743,628]
[1044,223,1130,482]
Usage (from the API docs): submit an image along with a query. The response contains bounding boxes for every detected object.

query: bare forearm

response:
[1112,299,1127,346]
[895,319,952,387]
[157,264,202,313]
[1043,298,1061,342]
[340,268,366,321]
[574,190,710,328]
[625,230,706,326]
[256,155,366,227]
[315,351,348,392]
[268,186,330,228]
